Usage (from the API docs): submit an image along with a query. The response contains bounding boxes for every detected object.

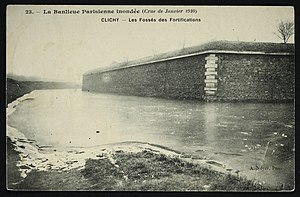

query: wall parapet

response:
[84,50,294,75]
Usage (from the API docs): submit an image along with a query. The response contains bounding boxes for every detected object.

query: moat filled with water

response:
[7,89,294,189]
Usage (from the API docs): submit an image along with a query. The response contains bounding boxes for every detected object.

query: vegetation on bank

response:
[6,78,80,104]
[8,145,269,191]
[81,150,269,191]
[6,138,24,189]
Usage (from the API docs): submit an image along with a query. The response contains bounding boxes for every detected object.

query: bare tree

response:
[275,21,294,43]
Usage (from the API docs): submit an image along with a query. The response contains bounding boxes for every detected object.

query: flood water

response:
[7,89,295,189]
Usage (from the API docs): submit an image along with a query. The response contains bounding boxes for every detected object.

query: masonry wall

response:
[82,55,206,99]
[83,53,294,101]
[215,54,294,101]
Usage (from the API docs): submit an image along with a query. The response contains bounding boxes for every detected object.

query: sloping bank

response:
[7,138,269,191]
[6,82,270,191]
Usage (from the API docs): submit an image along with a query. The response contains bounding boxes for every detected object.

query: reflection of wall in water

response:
[204,103,217,144]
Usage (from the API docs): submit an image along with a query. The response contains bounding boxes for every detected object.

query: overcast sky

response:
[7,6,294,83]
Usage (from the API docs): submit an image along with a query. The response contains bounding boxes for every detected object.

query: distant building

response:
[82,41,294,101]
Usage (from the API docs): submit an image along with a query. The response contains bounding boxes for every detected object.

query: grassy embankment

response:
[6,78,270,191]
[6,78,80,105]
[8,146,269,191]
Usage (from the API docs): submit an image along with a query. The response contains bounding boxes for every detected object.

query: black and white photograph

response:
[6,5,295,191]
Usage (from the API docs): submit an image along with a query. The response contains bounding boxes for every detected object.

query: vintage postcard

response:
[6,5,294,191]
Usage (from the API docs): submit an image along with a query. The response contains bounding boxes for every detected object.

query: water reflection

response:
[204,103,217,146]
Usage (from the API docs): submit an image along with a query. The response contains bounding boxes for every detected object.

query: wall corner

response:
[204,54,218,101]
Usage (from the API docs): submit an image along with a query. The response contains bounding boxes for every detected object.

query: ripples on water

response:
[7,89,294,188]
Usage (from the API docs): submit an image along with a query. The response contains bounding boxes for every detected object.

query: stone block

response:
[206,68,216,72]
[205,90,216,95]
[205,72,217,76]
[206,59,216,64]
[206,75,215,80]
[205,79,218,83]
[205,63,218,68]
[205,54,218,60]
[205,83,216,87]
[204,87,217,91]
